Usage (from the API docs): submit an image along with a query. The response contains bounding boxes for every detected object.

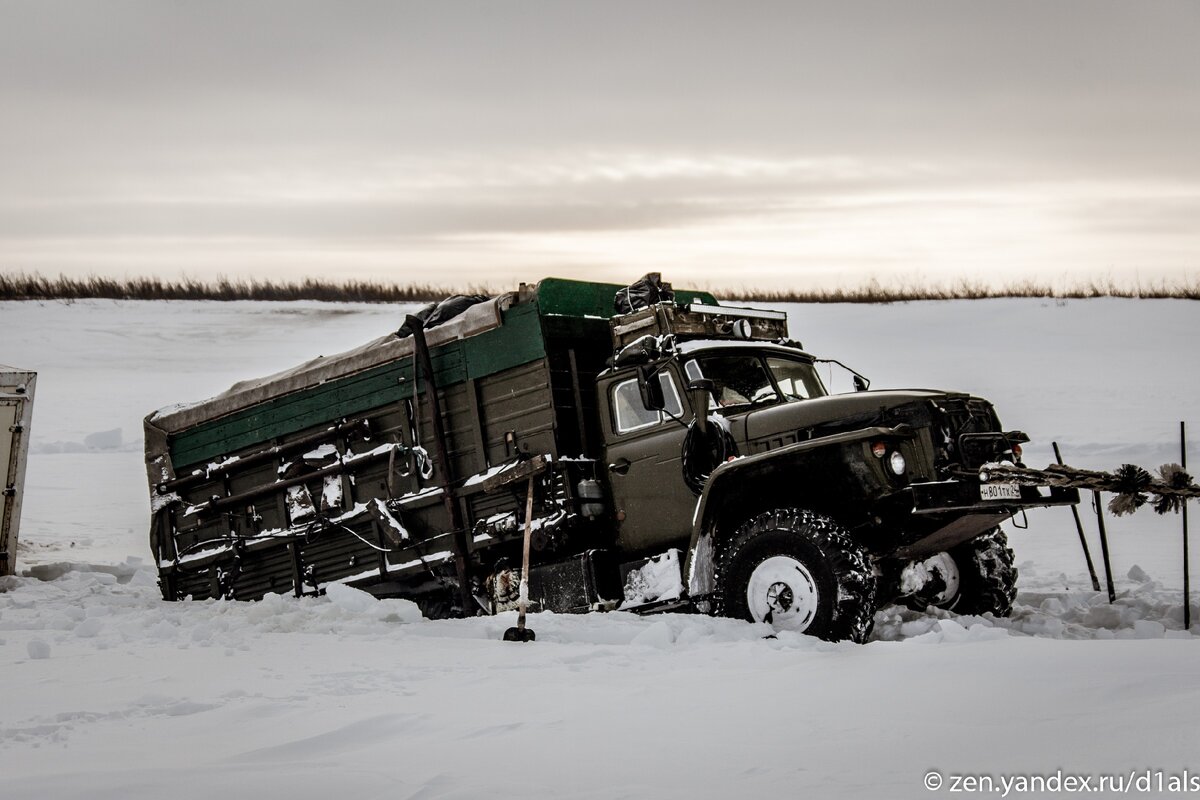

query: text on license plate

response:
[980,482,1022,501]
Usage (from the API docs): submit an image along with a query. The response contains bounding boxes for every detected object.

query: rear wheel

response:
[715,509,877,643]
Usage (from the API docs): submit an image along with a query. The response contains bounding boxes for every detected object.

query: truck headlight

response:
[889,451,906,476]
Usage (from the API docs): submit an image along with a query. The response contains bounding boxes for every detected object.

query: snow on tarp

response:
[147,295,509,436]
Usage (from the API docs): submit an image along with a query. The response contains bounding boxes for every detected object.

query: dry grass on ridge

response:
[2,272,1196,304]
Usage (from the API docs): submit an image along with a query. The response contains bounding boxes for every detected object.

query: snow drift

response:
[0,298,1196,799]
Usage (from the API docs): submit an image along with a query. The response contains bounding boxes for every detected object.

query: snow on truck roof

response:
[675,339,809,357]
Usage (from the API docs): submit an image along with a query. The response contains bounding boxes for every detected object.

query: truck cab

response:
[591,297,1077,640]
[601,339,825,553]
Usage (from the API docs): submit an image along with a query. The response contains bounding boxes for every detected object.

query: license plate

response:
[980,482,1022,501]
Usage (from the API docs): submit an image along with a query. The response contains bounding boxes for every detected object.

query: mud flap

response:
[528,549,621,613]
[892,513,1011,560]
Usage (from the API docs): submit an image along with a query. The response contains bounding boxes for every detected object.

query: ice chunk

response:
[74,618,104,638]
[1127,564,1151,583]
[1133,620,1165,639]
[899,618,936,638]
[1040,597,1066,616]
[934,619,969,642]
[631,620,676,648]
[322,583,422,623]
[1083,604,1127,630]
[325,583,379,613]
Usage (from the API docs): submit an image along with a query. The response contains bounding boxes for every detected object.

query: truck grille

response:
[929,396,1007,474]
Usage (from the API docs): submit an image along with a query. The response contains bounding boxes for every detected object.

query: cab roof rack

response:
[610,301,789,349]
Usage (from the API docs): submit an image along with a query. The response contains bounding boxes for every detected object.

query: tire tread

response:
[714,508,877,642]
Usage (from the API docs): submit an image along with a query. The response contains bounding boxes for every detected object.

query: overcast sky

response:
[1,0,1197,291]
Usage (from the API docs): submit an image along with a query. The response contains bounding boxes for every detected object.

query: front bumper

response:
[909,479,1080,516]
[882,479,1079,560]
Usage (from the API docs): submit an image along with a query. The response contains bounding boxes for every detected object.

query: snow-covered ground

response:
[1,297,1197,799]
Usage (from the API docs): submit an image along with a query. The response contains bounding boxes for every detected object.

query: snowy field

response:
[1,297,1197,799]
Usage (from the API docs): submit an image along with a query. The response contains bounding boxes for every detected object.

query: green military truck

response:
[144,277,1077,642]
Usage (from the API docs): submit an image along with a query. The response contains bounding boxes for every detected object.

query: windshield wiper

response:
[747,392,781,408]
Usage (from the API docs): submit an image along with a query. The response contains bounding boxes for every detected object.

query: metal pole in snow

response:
[1092,491,1117,604]
[1182,421,1191,630]
[1054,442,1101,592]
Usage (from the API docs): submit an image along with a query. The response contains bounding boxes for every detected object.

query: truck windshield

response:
[686,354,826,408]
[765,357,827,400]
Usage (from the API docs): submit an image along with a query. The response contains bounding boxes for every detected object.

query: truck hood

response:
[733,389,965,444]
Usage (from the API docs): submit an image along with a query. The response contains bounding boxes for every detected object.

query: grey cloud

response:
[0,197,753,239]
[1069,196,1200,238]
[0,159,1020,240]
[4,1,1197,158]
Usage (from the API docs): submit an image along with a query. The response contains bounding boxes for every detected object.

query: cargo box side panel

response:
[157,400,458,601]
[167,302,546,471]
[154,301,557,601]
[402,301,553,482]
[475,360,557,464]
[427,381,485,486]
[168,356,425,471]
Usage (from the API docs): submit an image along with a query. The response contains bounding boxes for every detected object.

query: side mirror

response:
[638,365,666,411]
[814,358,870,394]
[686,379,715,434]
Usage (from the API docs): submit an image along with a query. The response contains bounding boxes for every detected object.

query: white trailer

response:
[1,366,36,576]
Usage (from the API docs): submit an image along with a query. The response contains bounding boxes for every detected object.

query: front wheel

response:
[714,509,877,643]
[943,529,1018,617]
[901,530,1018,618]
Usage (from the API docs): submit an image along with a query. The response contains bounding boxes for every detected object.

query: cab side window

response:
[612,378,659,433]
[611,373,684,434]
[659,372,684,418]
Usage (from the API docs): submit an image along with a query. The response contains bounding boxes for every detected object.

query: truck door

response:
[602,369,694,554]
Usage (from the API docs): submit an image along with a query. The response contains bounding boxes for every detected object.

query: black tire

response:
[943,529,1018,617]
[714,509,877,643]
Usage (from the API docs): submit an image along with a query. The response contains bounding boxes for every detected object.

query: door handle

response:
[608,458,631,475]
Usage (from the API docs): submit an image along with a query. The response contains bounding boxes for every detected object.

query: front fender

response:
[683,425,915,602]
